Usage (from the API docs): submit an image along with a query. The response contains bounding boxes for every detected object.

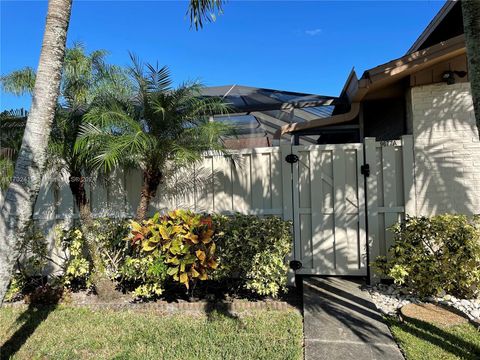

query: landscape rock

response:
[364,284,480,321]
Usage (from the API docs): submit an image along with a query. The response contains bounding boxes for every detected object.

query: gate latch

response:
[361,164,370,177]
[285,154,299,164]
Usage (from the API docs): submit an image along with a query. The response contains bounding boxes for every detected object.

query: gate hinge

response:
[361,164,370,177]
[285,154,299,164]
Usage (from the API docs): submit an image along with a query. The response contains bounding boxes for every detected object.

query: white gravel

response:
[364,284,480,322]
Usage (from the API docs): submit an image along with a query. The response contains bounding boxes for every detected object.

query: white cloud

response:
[305,28,322,36]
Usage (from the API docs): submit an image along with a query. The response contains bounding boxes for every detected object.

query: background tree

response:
[462,0,480,139]
[0,0,73,305]
[0,110,27,190]
[77,55,230,220]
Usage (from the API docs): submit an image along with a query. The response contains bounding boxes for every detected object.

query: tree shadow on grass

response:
[0,304,56,360]
[204,299,239,322]
[387,315,480,360]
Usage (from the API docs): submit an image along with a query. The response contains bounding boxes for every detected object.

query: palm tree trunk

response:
[136,169,162,221]
[462,0,480,138]
[69,172,118,299]
[0,0,72,305]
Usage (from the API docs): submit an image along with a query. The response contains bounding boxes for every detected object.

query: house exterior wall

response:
[408,82,480,215]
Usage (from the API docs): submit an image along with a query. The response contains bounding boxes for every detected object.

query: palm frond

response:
[1,67,36,95]
[187,0,224,30]
[83,101,142,134]
[145,62,172,93]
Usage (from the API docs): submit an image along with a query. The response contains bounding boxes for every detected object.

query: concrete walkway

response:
[303,277,404,360]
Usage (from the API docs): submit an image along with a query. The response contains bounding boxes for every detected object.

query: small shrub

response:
[118,253,168,299]
[4,224,50,302]
[212,214,292,298]
[126,210,217,290]
[374,215,480,298]
[4,275,25,302]
[56,218,130,290]
[57,227,91,289]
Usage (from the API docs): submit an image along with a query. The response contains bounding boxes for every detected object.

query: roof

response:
[201,85,340,112]
[407,1,463,54]
[202,85,342,143]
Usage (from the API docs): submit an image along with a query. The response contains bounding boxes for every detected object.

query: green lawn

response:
[387,316,480,360]
[0,305,303,360]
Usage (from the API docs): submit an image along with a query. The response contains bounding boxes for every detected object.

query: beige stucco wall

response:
[408,82,480,215]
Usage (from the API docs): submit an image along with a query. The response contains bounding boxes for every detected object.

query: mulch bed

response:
[4,283,302,316]
[400,303,469,327]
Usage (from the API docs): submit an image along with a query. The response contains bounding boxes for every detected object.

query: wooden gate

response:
[287,144,367,276]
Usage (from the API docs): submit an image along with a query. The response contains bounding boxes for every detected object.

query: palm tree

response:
[461,0,480,139]
[0,0,73,305]
[2,44,131,298]
[0,0,225,304]
[77,55,230,220]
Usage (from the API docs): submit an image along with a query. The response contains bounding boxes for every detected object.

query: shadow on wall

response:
[411,83,479,215]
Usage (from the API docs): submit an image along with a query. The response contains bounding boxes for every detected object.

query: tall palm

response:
[462,0,480,138]
[0,0,73,305]
[77,55,230,220]
[2,44,130,298]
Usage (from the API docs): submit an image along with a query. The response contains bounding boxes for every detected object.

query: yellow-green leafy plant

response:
[126,210,217,289]
[212,214,292,298]
[374,215,480,298]
[4,275,24,302]
[56,219,130,290]
[57,227,91,289]
[118,254,168,299]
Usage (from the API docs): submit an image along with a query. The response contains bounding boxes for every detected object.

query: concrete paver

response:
[303,277,404,360]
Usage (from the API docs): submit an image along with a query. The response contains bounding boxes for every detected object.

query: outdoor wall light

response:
[442,70,467,85]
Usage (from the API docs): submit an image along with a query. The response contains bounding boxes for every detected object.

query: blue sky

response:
[1,0,444,111]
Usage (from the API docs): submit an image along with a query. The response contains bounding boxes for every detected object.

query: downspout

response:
[273,74,370,139]
[274,102,362,139]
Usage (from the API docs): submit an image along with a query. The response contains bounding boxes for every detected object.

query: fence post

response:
[280,142,296,285]
[364,137,380,284]
[401,135,416,216]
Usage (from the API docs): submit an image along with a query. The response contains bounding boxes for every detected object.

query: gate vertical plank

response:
[333,146,348,273]
[319,149,336,273]
[298,150,313,269]
[344,147,360,271]
[310,149,324,272]
[364,138,380,283]
[382,146,398,253]
[401,135,416,216]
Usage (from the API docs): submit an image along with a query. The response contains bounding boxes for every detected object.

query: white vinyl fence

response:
[1,135,415,278]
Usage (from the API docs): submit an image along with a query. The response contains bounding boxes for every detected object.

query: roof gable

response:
[407,1,464,54]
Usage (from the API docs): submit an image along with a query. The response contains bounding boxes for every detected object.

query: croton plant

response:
[127,210,217,289]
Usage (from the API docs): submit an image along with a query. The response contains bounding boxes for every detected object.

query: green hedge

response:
[212,214,292,298]
[6,212,293,301]
[374,214,480,298]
